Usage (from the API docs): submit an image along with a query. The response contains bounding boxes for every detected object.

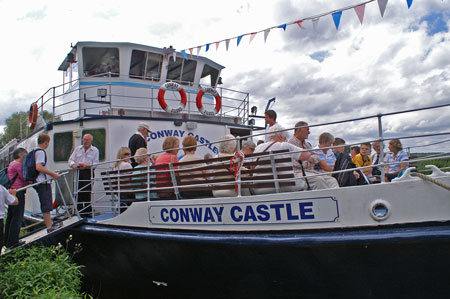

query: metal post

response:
[146,153,151,201]
[108,72,112,114]
[237,137,241,197]
[52,87,56,117]
[169,163,180,200]
[270,152,280,193]
[377,114,386,183]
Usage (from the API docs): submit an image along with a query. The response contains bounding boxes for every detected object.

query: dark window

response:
[54,132,73,162]
[200,64,219,87]
[167,59,198,83]
[167,59,183,81]
[129,50,163,80]
[82,129,106,161]
[83,47,120,77]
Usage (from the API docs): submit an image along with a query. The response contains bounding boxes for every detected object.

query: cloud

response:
[93,9,119,20]
[148,22,182,38]
[17,7,47,21]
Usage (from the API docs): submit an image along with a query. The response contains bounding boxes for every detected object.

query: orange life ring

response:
[157,82,187,114]
[28,103,38,130]
[196,87,221,116]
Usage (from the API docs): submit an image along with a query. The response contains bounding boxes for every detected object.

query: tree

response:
[0,110,57,147]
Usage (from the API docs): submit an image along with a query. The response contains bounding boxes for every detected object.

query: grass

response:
[409,156,450,174]
[0,237,91,298]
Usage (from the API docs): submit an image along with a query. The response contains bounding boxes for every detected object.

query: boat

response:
[2,41,450,298]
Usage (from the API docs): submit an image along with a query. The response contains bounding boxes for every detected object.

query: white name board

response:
[148,197,338,226]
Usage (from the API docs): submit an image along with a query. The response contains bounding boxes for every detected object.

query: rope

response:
[411,173,450,192]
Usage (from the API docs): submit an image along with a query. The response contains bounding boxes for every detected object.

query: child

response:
[333,138,346,158]
[352,143,373,181]
[0,186,18,251]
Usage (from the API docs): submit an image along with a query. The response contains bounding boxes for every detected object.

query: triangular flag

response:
[215,41,220,51]
[278,24,287,31]
[196,46,201,55]
[172,51,176,62]
[296,20,306,29]
[354,4,365,24]
[249,32,257,44]
[189,48,193,58]
[378,0,388,17]
[312,18,320,32]
[181,50,188,60]
[264,29,270,43]
[332,11,342,31]
[225,39,230,51]
[237,35,243,46]
[205,43,210,52]
[165,53,170,62]
[406,0,413,9]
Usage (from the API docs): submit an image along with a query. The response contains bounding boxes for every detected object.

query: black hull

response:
[48,222,450,299]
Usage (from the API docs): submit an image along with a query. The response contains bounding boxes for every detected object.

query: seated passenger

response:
[212,135,251,197]
[314,132,336,172]
[113,147,132,171]
[350,146,360,159]
[241,140,256,155]
[371,141,388,179]
[178,136,212,199]
[352,142,373,182]
[332,138,362,187]
[333,138,346,158]
[154,136,180,199]
[385,139,409,182]
[288,121,339,190]
[133,148,157,200]
[253,124,310,194]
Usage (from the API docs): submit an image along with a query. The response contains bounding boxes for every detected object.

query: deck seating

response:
[100,149,296,202]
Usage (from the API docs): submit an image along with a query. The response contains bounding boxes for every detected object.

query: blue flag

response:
[237,35,243,46]
[332,11,342,30]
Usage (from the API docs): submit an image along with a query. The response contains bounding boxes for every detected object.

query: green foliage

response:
[410,157,450,174]
[0,237,89,299]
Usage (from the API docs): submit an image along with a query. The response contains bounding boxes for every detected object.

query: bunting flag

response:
[406,0,413,9]
[264,29,271,43]
[237,35,243,47]
[249,32,257,44]
[172,51,176,62]
[378,0,388,17]
[179,0,411,56]
[332,11,343,30]
[312,18,320,32]
[354,4,366,24]
[296,20,306,29]
[181,50,188,60]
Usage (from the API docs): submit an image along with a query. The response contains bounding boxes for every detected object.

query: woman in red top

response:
[154,136,180,199]
[5,148,28,247]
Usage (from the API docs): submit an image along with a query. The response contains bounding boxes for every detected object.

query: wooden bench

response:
[100,149,297,202]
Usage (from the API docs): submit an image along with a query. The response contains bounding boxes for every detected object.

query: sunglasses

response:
[124,153,131,156]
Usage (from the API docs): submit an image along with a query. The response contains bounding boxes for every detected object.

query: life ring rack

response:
[28,103,38,130]
[157,82,187,114]
[196,87,222,116]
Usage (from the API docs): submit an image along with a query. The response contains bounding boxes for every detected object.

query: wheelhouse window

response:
[54,132,73,162]
[83,47,119,77]
[167,59,197,83]
[200,64,219,87]
[82,129,106,161]
[129,50,163,80]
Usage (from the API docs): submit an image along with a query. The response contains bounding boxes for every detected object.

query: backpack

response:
[0,167,18,189]
[22,148,46,182]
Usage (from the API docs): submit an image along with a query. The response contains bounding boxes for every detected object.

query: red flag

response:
[215,41,221,51]
[189,48,193,58]
[296,20,306,29]
[354,4,365,24]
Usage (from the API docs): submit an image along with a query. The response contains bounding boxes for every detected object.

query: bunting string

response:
[177,0,413,59]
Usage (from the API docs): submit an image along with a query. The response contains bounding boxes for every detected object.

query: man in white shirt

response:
[68,134,99,217]
[1,186,18,250]
[264,110,277,142]
[34,133,61,232]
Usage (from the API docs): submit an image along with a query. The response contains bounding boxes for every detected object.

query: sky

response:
[0,0,449,152]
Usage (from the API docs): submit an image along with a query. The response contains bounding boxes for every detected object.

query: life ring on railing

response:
[157,82,187,114]
[196,87,221,117]
[28,103,38,130]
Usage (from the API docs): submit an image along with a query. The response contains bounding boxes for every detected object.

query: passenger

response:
[0,186,18,250]
[264,110,277,142]
[133,148,157,200]
[128,122,150,167]
[332,139,361,187]
[352,143,373,182]
[113,147,132,171]
[288,121,339,190]
[253,124,310,194]
[333,138,346,158]
[257,140,264,146]
[212,134,251,197]
[314,133,336,172]
[4,148,28,247]
[68,133,99,218]
[178,136,213,199]
[371,141,388,179]
[241,140,256,155]
[350,146,360,159]
[154,136,180,198]
[385,139,409,182]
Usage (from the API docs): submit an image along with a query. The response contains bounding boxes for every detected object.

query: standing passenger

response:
[128,122,150,167]
[0,186,18,250]
[34,133,61,232]
[4,148,28,247]
[68,133,99,218]
[264,110,277,142]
